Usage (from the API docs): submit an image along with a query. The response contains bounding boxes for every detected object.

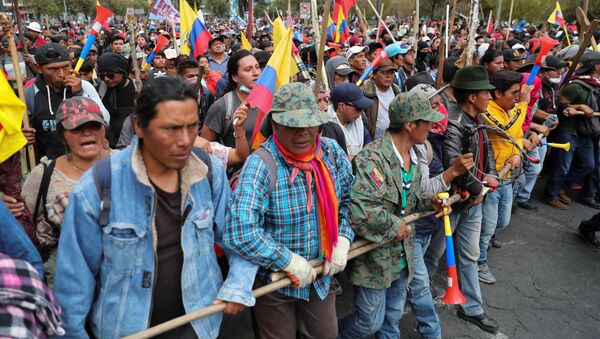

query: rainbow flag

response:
[246,28,294,149]
[547,1,565,26]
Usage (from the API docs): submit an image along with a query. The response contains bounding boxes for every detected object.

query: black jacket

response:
[443,104,497,206]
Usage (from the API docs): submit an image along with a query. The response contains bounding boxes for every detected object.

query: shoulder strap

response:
[222,91,238,139]
[24,85,36,116]
[93,156,112,227]
[33,160,56,220]
[192,147,213,193]
[254,147,278,194]
[98,82,108,100]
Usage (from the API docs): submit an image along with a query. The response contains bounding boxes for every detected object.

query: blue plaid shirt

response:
[224,136,355,301]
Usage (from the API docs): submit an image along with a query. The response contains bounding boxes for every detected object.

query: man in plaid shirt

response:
[224,83,355,339]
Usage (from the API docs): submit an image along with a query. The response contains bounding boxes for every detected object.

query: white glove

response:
[283,252,316,288]
[322,237,351,276]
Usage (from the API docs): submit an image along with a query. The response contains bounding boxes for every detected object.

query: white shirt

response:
[375,86,395,140]
[328,105,365,156]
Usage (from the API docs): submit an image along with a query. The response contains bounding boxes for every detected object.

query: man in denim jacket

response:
[53,78,257,339]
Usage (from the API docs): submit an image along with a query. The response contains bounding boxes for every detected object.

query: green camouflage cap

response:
[388,91,445,127]
[268,82,331,128]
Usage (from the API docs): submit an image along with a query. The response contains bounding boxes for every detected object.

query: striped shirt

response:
[224,136,355,301]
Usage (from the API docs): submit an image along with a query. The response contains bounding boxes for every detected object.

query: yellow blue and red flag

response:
[246,28,294,149]
[547,1,565,26]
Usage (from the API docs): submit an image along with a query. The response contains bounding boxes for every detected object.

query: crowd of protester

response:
[1,10,600,339]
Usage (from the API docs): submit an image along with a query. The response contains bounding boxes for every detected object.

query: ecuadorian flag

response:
[547,1,565,26]
[246,28,294,149]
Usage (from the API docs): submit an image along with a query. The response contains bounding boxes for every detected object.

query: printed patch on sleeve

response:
[369,167,384,188]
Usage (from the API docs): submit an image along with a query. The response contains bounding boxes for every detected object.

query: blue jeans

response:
[339,270,409,339]
[545,133,595,199]
[407,233,442,339]
[479,180,513,263]
[516,144,547,203]
[424,204,485,316]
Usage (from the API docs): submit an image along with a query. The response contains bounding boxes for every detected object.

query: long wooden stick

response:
[576,7,598,51]
[366,0,396,43]
[562,20,599,87]
[314,0,332,97]
[125,159,512,339]
[435,38,446,89]
[1,13,36,170]
[128,21,142,94]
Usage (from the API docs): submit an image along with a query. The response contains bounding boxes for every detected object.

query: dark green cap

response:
[451,65,495,91]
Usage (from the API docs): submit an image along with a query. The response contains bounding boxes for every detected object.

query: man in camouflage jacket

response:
[339,91,449,338]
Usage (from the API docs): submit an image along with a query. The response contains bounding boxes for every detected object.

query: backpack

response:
[92,148,213,226]
[253,145,337,194]
[569,79,600,137]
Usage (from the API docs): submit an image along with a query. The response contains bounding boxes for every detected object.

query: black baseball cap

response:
[34,43,69,65]
[209,35,225,47]
[330,83,373,109]
[544,55,568,71]
[502,48,525,61]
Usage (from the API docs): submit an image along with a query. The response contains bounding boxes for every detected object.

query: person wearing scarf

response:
[338,91,450,338]
[224,83,355,339]
[97,52,137,148]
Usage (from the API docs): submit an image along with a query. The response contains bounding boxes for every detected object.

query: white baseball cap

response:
[512,43,526,51]
[345,45,369,60]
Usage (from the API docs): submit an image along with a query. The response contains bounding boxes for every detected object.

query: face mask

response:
[239,83,252,94]
[185,76,198,85]
[549,77,561,84]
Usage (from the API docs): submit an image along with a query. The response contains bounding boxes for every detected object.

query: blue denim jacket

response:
[52,137,257,339]
[0,200,44,277]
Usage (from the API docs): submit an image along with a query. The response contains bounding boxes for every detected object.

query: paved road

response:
[219,179,600,339]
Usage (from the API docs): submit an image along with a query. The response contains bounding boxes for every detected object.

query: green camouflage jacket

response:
[347,132,434,289]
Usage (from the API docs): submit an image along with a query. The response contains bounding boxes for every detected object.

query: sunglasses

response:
[99,72,116,79]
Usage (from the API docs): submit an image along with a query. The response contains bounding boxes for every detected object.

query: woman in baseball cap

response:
[21,97,111,284]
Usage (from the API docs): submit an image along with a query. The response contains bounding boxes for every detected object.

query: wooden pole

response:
[507,0,514,30]
[583,0,589,15]
[128,21,142,94]
[310,0,320,46]
[562,20,599,87]
[247,0,254,40]
[314,0,332,97]
[576,7,598,51]
[12,0,27,55]
[0,13,36,170]
[123,159,513,339]
[435,38,446,89]
[414,0,419,51]
[448,0,458,51]
[263,10,273,25]
[365,0,396,43]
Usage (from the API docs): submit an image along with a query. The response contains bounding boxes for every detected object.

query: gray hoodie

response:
[325,56,352,89]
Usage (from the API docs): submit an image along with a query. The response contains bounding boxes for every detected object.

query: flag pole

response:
[314,0,332,97]
[562,22,571,45]
[128,19,142,94]
[445,4,450,58]
[507,0,514,35]
[247,0,254,40]
[365,0,396,43]
[0,13,36,169]
[413,0,419,50]
[264,10,273,25]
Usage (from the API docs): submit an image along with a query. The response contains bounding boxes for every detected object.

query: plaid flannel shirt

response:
[0,253,64,338]
[224,137,355,301]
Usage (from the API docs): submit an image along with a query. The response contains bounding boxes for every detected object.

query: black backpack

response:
[93,148,213,226]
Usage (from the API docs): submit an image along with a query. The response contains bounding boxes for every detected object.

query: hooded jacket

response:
[325,56,352,90]
[24,75,110,160]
